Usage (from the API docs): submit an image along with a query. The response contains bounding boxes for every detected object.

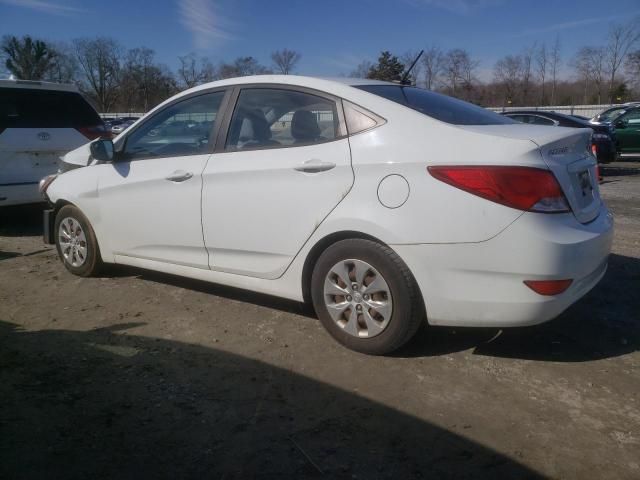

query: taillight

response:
[76,125,107,140]
[428,166,570,213]
[524,279,572,296]
[591,144,598,156]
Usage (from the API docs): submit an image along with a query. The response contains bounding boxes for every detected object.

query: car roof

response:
[0,79,79,92]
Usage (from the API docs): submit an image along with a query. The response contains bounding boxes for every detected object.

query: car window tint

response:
[226,88,339,151]
[0,88,101,128]
[507,114,528,123]
[621,110,640,124]
[529,115,555,126]
[123,92,224,160]
[355,85,515,125]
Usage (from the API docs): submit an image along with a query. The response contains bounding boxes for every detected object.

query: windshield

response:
[354,85,515,126]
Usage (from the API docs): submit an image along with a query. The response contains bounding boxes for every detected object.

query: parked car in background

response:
[110,119,137,136]
[0,79,105,206]
[590,102,640,126]
[611,107,640,156]
[41,75,612,355]
[501,110,617,163]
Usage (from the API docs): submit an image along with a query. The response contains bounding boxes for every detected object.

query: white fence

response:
[487,104,623,118]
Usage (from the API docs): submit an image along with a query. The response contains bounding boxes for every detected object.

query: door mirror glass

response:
[90,138,114,161]
[614,119,627,129]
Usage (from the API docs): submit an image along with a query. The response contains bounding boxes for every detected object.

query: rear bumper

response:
[0,182,41,206]
[392,204,614,327]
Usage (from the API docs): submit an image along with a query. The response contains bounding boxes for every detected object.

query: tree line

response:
[0,36,302,112]
[1,16,638,112]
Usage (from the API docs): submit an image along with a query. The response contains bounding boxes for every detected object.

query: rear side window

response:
[355,85,515,126]
[226,88,341,151]
[0,87,101,128]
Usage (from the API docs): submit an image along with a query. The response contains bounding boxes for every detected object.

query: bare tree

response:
[535,43,548,105]
[73,37,122,112]
[494,55,523,105]
[271,48,301,75]
[442,49,477,97]
[520,44,535,105]
[177,53,201,88]
[349,60,372,78]
[421,46,444,90]
[626,49,640,93]
[550,36,561,105]
[45,41,79,84]
[218,57,271,79]
[605,18,640,102]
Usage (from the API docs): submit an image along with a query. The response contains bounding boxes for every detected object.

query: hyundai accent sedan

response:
[40,75,613,355]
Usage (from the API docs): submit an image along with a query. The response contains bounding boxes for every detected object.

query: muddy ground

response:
[1,162,638,479]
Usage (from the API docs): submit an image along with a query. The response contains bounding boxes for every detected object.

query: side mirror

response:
[90,138,115,162]
[614,119,627,129]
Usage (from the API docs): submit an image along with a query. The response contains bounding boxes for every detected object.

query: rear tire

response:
[54,205,103,277]
[311,239,424,355]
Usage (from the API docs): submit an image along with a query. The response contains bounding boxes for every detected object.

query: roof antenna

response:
[400,50,424,85]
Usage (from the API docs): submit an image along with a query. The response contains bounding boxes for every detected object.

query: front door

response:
[97,90,226,268]
[202,87,353,279]
[616,110,640,153]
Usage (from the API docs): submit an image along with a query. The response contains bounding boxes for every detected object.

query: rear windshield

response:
[355,85,515,126]
[0,88,101,128]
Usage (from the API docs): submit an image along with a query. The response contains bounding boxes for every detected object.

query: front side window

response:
[123,91,225,160]
[226,88,340,151]
[620,110,640,125]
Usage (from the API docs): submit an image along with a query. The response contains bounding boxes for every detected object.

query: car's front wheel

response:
[54,205,103,277]
[311,239,424,355]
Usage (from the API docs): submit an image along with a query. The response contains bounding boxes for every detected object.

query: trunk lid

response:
[459,125,601,223]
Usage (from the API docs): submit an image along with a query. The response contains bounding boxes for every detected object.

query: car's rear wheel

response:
[311,239,424,355]
[54,205,102,277]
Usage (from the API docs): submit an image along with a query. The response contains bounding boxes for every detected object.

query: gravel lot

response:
[1,162,638,479]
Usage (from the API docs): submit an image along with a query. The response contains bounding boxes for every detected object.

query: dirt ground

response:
[1,162,638,480]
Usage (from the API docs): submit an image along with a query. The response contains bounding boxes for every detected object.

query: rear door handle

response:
[165,170,193,182]
[294,159,336,173]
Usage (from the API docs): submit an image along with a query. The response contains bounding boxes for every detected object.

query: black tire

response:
[311,239,425,355]
[54,205,103,277]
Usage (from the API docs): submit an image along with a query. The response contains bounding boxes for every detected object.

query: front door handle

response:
[294,159,336,174]
[165,170,193,182]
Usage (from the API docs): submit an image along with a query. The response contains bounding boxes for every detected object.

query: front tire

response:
[54,205,103,277]
[311,239,424,355]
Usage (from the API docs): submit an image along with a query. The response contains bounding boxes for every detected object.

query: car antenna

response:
[400,50,424,85]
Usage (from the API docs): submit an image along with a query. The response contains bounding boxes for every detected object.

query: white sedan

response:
[40,75,613,355]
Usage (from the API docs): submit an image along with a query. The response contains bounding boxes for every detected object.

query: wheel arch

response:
[300,230,422,308]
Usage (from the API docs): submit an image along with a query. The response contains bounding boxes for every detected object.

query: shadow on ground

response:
[0,203,45,237]
[129,253,639,364]
[0,321,542,480]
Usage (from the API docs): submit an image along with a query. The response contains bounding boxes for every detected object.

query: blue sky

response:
[1,0,639,80]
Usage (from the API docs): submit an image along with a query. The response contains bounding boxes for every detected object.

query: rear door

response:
[201,86,353,279]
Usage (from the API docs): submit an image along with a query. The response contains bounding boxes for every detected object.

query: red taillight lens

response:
[428,166,570,213]
[591,144,598,156]
[76,125,107,140]
[524,279,572,296]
